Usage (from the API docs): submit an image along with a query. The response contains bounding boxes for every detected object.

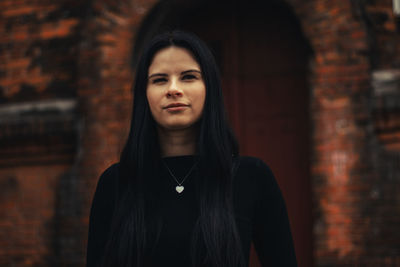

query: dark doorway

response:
[134,1,313,266]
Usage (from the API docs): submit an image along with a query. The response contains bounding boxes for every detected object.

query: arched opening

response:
[133,1,313,266]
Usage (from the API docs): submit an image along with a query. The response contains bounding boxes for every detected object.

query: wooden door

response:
[184,2,313,266]
[137,0,313,265]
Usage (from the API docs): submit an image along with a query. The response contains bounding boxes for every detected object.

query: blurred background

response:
[1,0,400,266]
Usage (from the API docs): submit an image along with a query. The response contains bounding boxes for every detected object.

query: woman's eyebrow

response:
[148,73,168,79]
[181,69,201,75]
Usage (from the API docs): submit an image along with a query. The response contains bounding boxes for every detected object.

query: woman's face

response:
[147,46,206,131]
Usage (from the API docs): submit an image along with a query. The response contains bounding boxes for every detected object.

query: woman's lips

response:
[164,103,189,112]
[165,106,188,112]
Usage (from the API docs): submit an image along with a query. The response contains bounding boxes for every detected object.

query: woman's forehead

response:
[148,47,200,74]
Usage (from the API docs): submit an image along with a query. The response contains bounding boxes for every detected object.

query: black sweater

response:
[86,156,297,267]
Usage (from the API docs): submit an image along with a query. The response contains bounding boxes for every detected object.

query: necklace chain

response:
[163,160,198,193]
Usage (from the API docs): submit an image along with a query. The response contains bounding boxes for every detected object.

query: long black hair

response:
[102,30,244,267]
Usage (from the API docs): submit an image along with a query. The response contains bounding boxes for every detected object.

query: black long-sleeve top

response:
[86,156,297,267]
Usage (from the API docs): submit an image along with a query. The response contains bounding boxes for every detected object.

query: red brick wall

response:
[0,0,156,265]
[366,0,400,69]
[288,0,400,265]
[0,0,85,265]
[0,0,83,103]
[0,0,157,264]
[364,0,400,266]
[0,165,72,266]
[367,0,400,152]
[294,0,374,262]
[76,0,157,265]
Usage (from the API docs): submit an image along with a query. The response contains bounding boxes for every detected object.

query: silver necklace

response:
[163,160,198,194]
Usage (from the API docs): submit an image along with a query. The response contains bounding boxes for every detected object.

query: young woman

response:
[86,30,297,267]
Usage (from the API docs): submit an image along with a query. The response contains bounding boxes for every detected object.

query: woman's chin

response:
[159,121,197,132]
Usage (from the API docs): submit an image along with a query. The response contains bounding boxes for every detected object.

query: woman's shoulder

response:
[99,162,119,177]
[237,155,268,166]
[235,156,279,194]
[95,162,120,192]
[90,163,120,211]
[236,156,275,179]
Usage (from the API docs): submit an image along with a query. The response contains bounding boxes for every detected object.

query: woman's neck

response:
[157,126,197,157]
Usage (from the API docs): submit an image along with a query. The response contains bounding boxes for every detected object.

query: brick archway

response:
[79,0,375,266]
[287,1,374,265]
[131,1,314,266]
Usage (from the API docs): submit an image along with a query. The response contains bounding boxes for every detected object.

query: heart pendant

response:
[175,186,184,193]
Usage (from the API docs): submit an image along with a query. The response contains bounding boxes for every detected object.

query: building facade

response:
[0,0,399,266]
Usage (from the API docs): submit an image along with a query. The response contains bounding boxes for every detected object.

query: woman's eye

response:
[152,78,167,84]
[182,74,197,80]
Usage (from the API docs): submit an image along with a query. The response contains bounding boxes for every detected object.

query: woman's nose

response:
[166,81,183,97]
[167,89,183,97]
